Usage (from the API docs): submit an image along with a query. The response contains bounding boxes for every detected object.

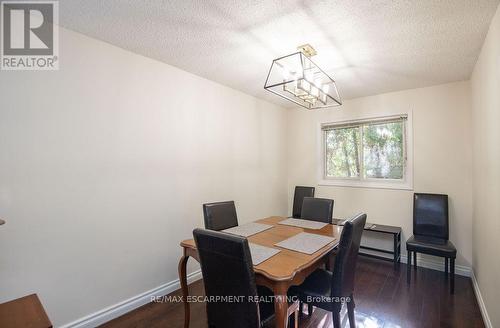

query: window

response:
[320,114,412,189]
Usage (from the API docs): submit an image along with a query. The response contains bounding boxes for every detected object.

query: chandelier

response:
[264,44,342,109]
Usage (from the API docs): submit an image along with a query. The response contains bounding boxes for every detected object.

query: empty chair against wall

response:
[406,193,457,293]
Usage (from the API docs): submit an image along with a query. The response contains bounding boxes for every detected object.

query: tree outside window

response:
[324,117,406,181]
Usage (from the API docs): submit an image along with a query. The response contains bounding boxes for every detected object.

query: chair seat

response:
[288,269,333,303]
[406,235,456,257]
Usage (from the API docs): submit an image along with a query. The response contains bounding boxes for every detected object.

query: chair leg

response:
[407,250,412,283]
[450,258,455,294]
[307,303,313,317]
[347,296,356,328]
[445,257,449,275]
[332,310,341,328]
[287,301,300,328]
[413,251,417,270]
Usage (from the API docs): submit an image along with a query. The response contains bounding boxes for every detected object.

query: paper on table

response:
[223,222,273,237]
[275,232,336,255]
[278,218,328,230]
[249,243,281,265]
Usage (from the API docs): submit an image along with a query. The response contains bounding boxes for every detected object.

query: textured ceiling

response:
[58,0,500,107]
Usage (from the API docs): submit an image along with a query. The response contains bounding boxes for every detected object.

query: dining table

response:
[178,216,342,328]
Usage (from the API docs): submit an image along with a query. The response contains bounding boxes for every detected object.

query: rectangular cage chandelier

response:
[264,45,342,109]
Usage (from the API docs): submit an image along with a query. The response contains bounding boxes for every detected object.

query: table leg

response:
[273,282,289,328]
[178,254,190,328]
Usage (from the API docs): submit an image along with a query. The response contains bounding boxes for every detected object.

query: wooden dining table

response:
[178,216,342,328]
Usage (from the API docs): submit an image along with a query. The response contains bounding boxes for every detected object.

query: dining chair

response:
[193,228,299,328]
[300,197,334,224]
[292,186,315,218]
[288,213,367,328]
[203,201,238,231]
[406,193,457,293]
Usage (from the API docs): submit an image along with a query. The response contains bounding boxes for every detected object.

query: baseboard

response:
[399,254,471,277]
[59,270,202,328]
[471,270,493,328]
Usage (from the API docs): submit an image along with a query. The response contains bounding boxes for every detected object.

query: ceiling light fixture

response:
[264,44,342,109]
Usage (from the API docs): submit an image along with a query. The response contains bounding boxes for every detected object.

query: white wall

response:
[0,27,288,326]
[471,3,500,327]
[287,81,473,267]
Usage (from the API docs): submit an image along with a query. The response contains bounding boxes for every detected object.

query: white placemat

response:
[275,232,336,255]
[223,222,273,237]
[278,218,328,230]
[249,243,281,265]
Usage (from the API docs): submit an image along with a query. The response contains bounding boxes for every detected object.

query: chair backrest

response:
[331,213,367,298]
[203,201,238,231]
[292,186,315,218]
[300,197,334,224]
[413,193,449,240]
[193,228,260,328]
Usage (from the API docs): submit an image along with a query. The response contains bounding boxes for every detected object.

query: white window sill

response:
[318,178,413,191]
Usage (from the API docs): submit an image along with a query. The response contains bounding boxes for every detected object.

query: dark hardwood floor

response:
[101,257,484,328]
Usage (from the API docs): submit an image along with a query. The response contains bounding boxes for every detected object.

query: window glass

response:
[363,121,404,179]
[323,118,406,182]
[325,127,360,178]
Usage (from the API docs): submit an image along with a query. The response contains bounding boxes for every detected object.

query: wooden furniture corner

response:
[0,294,52,328]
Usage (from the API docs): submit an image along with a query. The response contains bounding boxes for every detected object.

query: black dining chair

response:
[300,197,334,224]
[288,213,367,328]
[406,193,457,293]
[193,228,299,328]
[203,201,238,231]
[292,186,315,218]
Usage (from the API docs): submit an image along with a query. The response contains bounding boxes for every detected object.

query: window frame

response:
[317,112,413,190]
